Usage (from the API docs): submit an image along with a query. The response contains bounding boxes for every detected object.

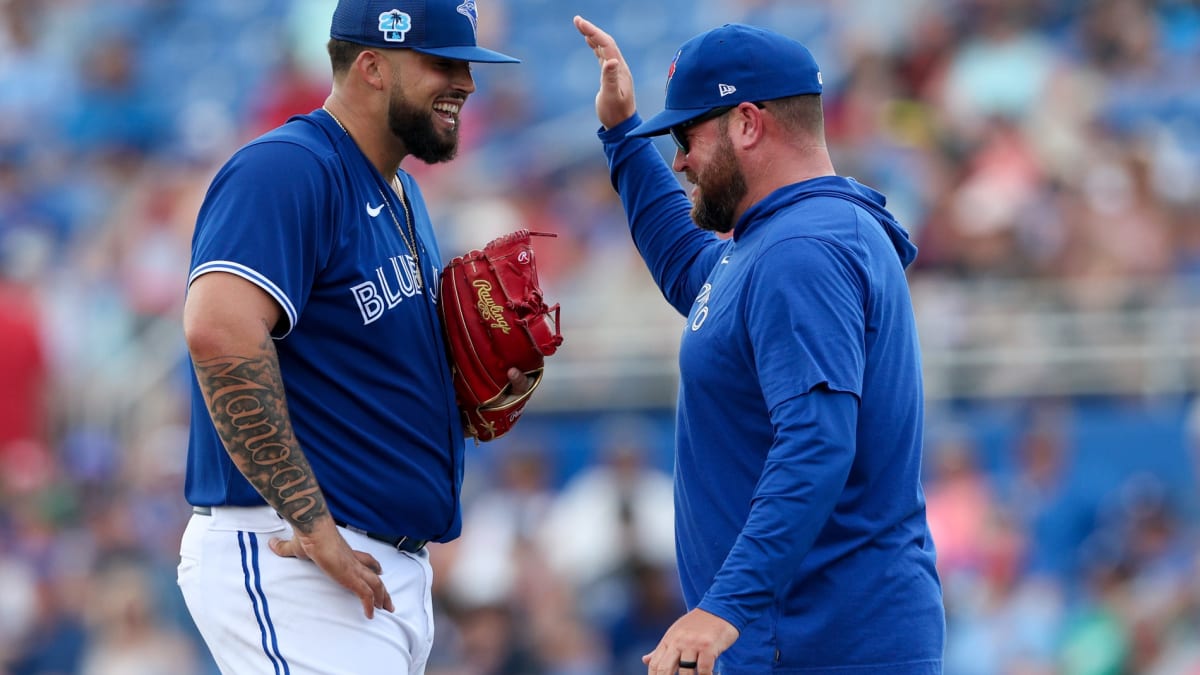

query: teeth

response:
[433,103,460,115]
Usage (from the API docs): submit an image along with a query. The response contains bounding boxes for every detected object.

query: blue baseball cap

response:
[629,23,822,138]
[330,0,519,63]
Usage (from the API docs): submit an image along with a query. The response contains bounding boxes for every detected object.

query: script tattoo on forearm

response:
[195,347,327,532]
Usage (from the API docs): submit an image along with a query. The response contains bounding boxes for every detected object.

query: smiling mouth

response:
[433,101,461,126]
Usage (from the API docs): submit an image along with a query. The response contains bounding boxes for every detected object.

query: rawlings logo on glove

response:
[438,230,562,441]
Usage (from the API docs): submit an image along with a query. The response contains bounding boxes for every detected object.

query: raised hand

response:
[573,15,638,130]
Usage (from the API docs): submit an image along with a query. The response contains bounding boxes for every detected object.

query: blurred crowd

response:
[1,0,1199,673]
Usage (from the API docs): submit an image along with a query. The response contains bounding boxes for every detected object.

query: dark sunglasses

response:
[668,102,765,155]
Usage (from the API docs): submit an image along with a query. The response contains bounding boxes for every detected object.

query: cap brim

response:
[413,45,520,63]
[627,108,711,138]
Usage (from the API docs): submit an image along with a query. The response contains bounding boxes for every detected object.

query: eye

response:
[434,59,472,78]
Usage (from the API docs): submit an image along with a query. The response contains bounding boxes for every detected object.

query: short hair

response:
[764,94,824,138]
[328,38,368,77]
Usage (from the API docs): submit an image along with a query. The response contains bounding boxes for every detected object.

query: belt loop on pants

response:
[190,506,427,554]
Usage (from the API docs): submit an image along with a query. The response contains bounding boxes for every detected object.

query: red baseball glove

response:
[438,230,562,441]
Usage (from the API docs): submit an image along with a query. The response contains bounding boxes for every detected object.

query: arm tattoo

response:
[194,340,327,532]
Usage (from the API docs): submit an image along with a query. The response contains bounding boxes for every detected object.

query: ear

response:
[730,102,767,151]
[354,49,389,91]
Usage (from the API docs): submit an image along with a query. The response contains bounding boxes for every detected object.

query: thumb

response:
[269,536,306,560]
[602,58,621,85]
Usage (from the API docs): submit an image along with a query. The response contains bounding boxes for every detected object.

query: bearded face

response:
[689,124,747,234]
[387,79,461,164]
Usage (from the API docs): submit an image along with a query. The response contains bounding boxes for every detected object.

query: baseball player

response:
[575,16,946,675]
[177,1,521,673]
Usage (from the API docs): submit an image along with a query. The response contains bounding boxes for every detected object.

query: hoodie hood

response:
[738,176,918,269]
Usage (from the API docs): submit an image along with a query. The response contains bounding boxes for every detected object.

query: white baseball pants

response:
[178,506,434,674]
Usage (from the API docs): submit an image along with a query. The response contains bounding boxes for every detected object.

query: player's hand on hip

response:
[269,517,394,619]
[573,15,637,130]
[643,608,739,675]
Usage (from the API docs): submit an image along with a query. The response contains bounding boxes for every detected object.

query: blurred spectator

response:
[999,408,1088,579]
[430,602,543,675]
[1059,551,1134,675]
[246,49,329,137]
[61,31,166,157]
[6,576,88,675]
[603,559,682,675]
[0,236,49,455]
[442,443,557,609]
[537,418,675,597]
[924,428,999,581]
[77,560,199,675]
[432,439,610,674]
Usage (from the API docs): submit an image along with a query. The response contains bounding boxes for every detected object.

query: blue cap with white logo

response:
[330,0,519,63]
[629,23,822,138]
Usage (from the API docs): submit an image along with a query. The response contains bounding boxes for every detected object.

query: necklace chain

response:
[323,106,422,289]
[383,181,422,289]
[323,105,348,134]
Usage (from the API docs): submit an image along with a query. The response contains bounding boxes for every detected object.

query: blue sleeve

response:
[697,237,867,628]
[748,236,867,404]
[189,140,335,336]
[599,115,726,317]
[699,387,857,630]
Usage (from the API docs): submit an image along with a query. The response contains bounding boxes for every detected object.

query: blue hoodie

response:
[600,115,944,674]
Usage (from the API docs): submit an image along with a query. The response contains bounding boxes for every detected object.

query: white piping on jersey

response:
[189,261,299,337]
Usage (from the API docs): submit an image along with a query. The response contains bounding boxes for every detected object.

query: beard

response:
[690,133,747,234]
[388,88,460,164]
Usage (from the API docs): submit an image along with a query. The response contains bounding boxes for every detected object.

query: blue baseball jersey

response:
[600,116,944,673]
[185,109,465,542]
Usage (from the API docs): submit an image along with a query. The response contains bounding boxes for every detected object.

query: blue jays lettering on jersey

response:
[185,109,465,542]
[598,115,944,673]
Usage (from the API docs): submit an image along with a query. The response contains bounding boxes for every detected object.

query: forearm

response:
[599,115,722,315]
[192,333,329,534]
[700,388,857,629]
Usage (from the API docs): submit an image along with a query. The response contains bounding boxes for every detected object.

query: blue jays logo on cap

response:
[665,48,681,93]
[456,0,478,35]
[330,0,519,63]
[378,10,412,42]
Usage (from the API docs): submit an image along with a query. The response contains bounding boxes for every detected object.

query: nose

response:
[671,148,687,173]
[452,61,476,94]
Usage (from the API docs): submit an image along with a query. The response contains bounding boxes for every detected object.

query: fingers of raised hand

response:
[573,15,618,59]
